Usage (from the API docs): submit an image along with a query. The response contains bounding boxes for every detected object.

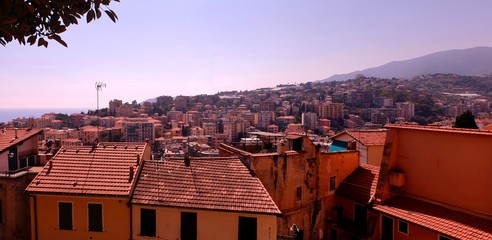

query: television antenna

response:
[95,82,106,143]
[95,82,106,112]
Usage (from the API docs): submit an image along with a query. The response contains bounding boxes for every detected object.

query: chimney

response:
[14,128,18,139]
[129,165,134,182]
[136,154,140,166]
[46,160,53,175]
[184,153,190,167]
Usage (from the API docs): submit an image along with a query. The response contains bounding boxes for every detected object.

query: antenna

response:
[95,82,106,143]
[95,82,106,112]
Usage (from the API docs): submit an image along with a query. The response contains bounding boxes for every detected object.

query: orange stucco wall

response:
[386,128,492,215]
[30,195,130,240]
[218,138,359,240]
[367,145,383,167]
[132,206,277,240]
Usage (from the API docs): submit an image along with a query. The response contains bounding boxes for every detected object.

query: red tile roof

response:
[373,196,492,240]
[336,163,379,204]
[26,142,149,197]
[346,130,387,145]
[132,157,281,215]
[0,128,43,154]
[384,124,492,136]
[332,130,387,146]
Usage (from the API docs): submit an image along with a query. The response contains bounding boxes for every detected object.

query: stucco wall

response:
[31,195,130,240]
[387,128,492,215]
[132,206,277,240]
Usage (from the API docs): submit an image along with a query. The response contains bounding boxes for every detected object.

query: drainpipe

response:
[129,201,133,240]
[32,195,38,240]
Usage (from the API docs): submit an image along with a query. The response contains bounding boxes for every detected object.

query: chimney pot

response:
[184,154,190,167]
[129,165,134,182]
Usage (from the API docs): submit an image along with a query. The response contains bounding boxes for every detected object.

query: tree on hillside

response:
[0,0,119,47]
[454,110,478,129]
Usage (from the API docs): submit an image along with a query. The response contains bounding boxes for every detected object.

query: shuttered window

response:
[88,203,103,232]
[58,202,73,230]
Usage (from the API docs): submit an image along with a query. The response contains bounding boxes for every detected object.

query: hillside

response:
[324,47,492,81]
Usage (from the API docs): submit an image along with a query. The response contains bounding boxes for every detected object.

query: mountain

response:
[323,46,492,81]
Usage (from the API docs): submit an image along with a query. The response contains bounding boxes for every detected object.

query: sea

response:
[0,108,89,123]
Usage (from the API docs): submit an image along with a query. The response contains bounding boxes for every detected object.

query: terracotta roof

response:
[132,157,280,215]
[346,130,387,145]
[384,124,492,136]
[0,128,43,154]
[26,142,149,197]
[285,134,303,140]
[336,164,379,204]
[373,196,492,240]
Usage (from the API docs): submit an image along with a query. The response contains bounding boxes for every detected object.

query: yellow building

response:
[26,142,151,240]
[131,157,280,240]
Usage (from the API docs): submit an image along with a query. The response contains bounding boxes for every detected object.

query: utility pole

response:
[95,82,106,143]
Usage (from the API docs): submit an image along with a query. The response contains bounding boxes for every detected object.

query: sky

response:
[3,0,492,109]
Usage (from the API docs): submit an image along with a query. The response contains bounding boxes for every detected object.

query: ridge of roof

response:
[384,124,492,136]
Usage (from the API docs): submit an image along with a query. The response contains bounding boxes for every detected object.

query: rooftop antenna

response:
[95,82,106,144]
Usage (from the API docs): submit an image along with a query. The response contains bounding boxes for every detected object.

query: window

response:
[88,203,103,232]
[354,204,367,233]
[181,212,197,240]
[238,216,257,240]
[381,215,393,240]
[140,208,156,237]
[296,187,302,201]
[329,176,336,191]
[58,202,73,230]
[439,235,454,240]
[398,220,408,235]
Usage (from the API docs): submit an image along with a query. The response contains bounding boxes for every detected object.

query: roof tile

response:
[132,157,281,215]
[336,163,379,203]
[374,196,492,240]
[0,128,43,153]
[26,142,148,197]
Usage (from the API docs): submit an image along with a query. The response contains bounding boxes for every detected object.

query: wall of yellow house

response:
[132,205,277,240]
[30,195,130,240]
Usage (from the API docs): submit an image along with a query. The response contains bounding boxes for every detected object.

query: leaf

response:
[69,15,78,24]
[37,38,44,47]
[17,36,26,45]
[96,9,101,19]
[27,35,37,45]
[55,25,66,34]
[95,0,101,9]
[51,34,68,47]
[110,10,118,20]
[105,10,116,22]
[87,9,95,23]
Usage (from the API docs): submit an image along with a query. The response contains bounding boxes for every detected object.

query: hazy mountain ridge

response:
[324,47,492,81]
